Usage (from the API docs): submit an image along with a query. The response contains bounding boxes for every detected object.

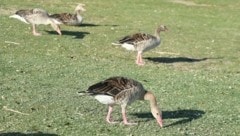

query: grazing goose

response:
[112,25,167,65]
[9,8,62,36]
[50,4,86,26]
[78,76,163,127]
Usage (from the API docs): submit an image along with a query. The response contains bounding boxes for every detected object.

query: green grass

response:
[1,0,240,135]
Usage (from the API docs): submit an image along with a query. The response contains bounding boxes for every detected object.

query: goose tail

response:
[78,91,93,96]
[9,14,29,24]
[78,91,87,96]
[112,42,135,51]
[111,42,122,46]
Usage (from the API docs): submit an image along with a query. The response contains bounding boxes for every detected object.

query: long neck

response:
[144,91,163,127]
[144,91,158,108]
[154,29,161,39]
[74,10,83,23]
[74,9,83,15]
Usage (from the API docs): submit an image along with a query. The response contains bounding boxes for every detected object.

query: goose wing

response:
[11,8,49,24]
[87,77,137,97]
[15,9,34,17]
[50,13,75,23]
[119,33,156,45]
[17,8,48,16]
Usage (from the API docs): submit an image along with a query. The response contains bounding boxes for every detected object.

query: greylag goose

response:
[50,4,86,26]
[78,76,163,127]
[112,25,167,65]
[9,8,62,36]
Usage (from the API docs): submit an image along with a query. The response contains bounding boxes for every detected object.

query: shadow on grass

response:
[0,132,58,136]
[57,23,119,27]
[131,109,205,127]
[145,57,208,63]
[79,23,119,27]
[45,30,90,39]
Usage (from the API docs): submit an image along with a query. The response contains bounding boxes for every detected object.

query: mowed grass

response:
[0,0,240,135]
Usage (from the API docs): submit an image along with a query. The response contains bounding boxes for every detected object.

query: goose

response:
[9,8,62,36]
[50,4,86,26]
[112,25,167,66]
[78,76,163,127]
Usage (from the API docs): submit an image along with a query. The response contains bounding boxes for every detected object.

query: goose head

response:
[151,106,163,127]
[144,91,163,127]
[75,3,86,12]
[157,25,168,33]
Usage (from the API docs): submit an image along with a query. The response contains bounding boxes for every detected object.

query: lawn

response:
[0,0,240,135]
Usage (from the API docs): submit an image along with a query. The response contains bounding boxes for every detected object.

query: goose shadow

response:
[131,109,205,127]
[78,23,119,27]
[45,30,90,39]
[0,132,58,136]
[145,57,208,63]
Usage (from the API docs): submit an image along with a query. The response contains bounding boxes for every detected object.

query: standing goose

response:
[50,4,86,26]
[79,76,163,127]
[9,8,62,36]
[112,25,167,65]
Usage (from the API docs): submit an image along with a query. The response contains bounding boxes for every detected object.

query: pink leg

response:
[136,52,144,66]
[106,105,117,124]
[139,53,144,64]
[50,23,62,35]
[56,26,62,35]
[32,24,41,36]
[121,105,137,125]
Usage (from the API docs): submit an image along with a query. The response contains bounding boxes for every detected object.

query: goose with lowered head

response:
[78,76,163,127]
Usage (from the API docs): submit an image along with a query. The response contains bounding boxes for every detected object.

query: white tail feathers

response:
[78,91,88,96]
[112,42,135,51]
[9,14,29,24]
[121,43,135,51]
[111,42,122,46]
[94,95,115,105]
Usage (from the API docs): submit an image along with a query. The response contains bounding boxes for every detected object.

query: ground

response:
[0,0,240,135]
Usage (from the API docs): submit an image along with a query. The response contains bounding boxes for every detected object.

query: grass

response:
[0,0,240,135]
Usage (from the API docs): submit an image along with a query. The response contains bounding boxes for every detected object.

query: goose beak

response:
[164,26,168,31]
[156,116,163,127]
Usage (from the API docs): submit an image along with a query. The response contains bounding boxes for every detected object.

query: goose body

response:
[112,25,167,65]
[9,8,61,36]
[50,4,86,26]
[79,76,163,127]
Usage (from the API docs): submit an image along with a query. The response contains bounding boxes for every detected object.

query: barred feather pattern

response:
[86,76,147,105]
[49,4,85,26]
[116,25,167,52]
[50,13,81,25]
[16,8,48,17]
[119,33,156,45]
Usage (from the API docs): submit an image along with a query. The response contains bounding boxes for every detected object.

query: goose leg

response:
[50,23,62,35]
[136,52,141,64]
[56,25,62,35]
[32,24,41,36]
[106,105,117,124]
[136,51,144,66]
[121,105,137,125]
